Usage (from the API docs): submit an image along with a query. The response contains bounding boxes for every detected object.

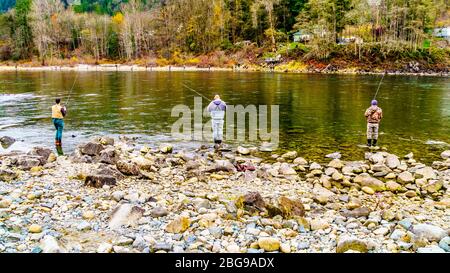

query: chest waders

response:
[211,105,225,145]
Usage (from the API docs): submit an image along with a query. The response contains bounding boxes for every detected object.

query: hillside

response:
[0,0,448,73]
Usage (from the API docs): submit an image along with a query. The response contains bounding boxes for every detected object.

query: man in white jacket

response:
[207,95,227,148]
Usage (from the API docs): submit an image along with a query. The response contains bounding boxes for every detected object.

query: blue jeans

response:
[52,118,64,142]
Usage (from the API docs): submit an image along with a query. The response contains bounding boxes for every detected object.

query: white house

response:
[434,27,450,40]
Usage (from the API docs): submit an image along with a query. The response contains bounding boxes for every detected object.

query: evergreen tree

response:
[12,0,33,59]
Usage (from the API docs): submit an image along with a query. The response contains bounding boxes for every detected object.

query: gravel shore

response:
[0,136,449,253]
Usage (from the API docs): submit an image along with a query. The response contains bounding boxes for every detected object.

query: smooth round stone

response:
[362,187,375,195]
[226,244,240,253]
[438,237,450,252]
[28,224,42,233]
[280,243,291,253]
[82,211,95,220]
[16,244,27,252]
[373,227,389,236]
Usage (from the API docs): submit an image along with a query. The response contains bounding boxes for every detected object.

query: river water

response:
[0,71,449,163]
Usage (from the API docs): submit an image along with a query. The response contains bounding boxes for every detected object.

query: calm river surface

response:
[0,71,449,163]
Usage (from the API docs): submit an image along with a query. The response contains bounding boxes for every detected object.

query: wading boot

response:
[372,139,378,147]
[367,139,372,147]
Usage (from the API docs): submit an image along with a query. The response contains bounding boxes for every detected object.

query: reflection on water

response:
[0,71,449,163]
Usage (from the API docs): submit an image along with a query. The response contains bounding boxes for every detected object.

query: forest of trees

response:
[0,0,448,68]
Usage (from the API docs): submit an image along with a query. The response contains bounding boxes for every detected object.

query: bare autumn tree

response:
[3,0,447,64]
[30,0,65,64]
[119,0,155,59]
[77,13,110,62]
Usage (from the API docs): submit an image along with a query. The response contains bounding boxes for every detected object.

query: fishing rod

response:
[181,82,211,101]
[65,72,79,108]
[373,73,386,100]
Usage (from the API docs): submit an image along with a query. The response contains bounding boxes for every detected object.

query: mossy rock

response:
[278,196,305,218]
[165,216,190,233]
[336,239,368,253]
[266,204,283,218]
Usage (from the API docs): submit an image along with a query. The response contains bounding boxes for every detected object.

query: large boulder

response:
[258,237,280,252]
[369,153,384,164]
[80,142,105,156]
[40,235,64,253]
[28,147,53,165]
[70,150,93,163]
[397,171,414,184]
[341,207,371,218]
[95,165,126,180]
[85,175,117,188]
[279,163,297,176]
[131,156,154,171]
[312,184,335,204]
[98,147,118,165]
[309,162,322,170]
[165,216,190,233]
[414,167,436,180]
[185,160,201,171]
[336,236,368,253]
[0,168,18,182]
[237,146,250,155]
[206,160,236,173]
[342,162,366,174]
[417,246,446,253]
[412,224,447,242]
[278,196,305,218]
[236,192,266,211]
[116,160,140,176]
[108,203,145,230]
[360,177,386,192]
[328,159,344,169]
[423,180,444,194]
[17,156,41,170]
[371,164,391,173]
[92,136,115,146]
[281,151,298,160]
[385,154,400,169]
[293,157,308,165]
[0,136,15,148]
[386,181,402,192]
[150,207,169,218]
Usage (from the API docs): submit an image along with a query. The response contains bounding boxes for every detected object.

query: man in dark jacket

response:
[365,100,383,147]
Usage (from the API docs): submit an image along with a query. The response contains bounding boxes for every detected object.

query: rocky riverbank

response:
[0,136,449,253]
[0,63,448,77]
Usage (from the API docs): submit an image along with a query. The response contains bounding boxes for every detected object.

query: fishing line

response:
[181,82,211,101]
[373,73,386,100]
[65,72,79,107]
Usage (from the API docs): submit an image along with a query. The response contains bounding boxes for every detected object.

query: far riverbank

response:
[0,64,448,77]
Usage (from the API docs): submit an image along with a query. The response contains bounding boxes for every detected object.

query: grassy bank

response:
[1,42,449,75]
